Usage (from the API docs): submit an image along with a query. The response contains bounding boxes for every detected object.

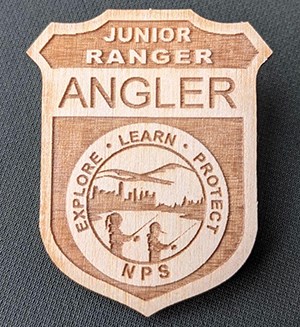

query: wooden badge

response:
[27,10,272,316]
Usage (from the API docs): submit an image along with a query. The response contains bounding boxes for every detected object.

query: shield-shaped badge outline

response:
[27,10,272,316]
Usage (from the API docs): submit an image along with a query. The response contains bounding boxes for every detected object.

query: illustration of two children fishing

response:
[105,212,196,262]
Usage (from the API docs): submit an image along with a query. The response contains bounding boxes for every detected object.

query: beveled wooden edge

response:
[27,9,272,71]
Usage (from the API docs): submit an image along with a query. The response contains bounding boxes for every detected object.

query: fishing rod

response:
[131,213,159,241]
[168,222,199,247]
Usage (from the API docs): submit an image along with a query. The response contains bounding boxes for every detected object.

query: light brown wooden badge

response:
[27,10,272,316]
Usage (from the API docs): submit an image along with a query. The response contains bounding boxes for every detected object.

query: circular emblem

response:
[66,123,228,287]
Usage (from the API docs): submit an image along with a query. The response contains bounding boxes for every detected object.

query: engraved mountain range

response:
[88,163,205,220]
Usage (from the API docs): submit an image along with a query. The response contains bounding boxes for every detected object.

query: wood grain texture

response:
[27,9,272,316]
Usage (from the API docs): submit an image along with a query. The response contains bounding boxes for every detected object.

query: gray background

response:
[1,1,299,326]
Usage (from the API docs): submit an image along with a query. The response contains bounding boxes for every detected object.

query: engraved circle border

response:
[66,123,229,287]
